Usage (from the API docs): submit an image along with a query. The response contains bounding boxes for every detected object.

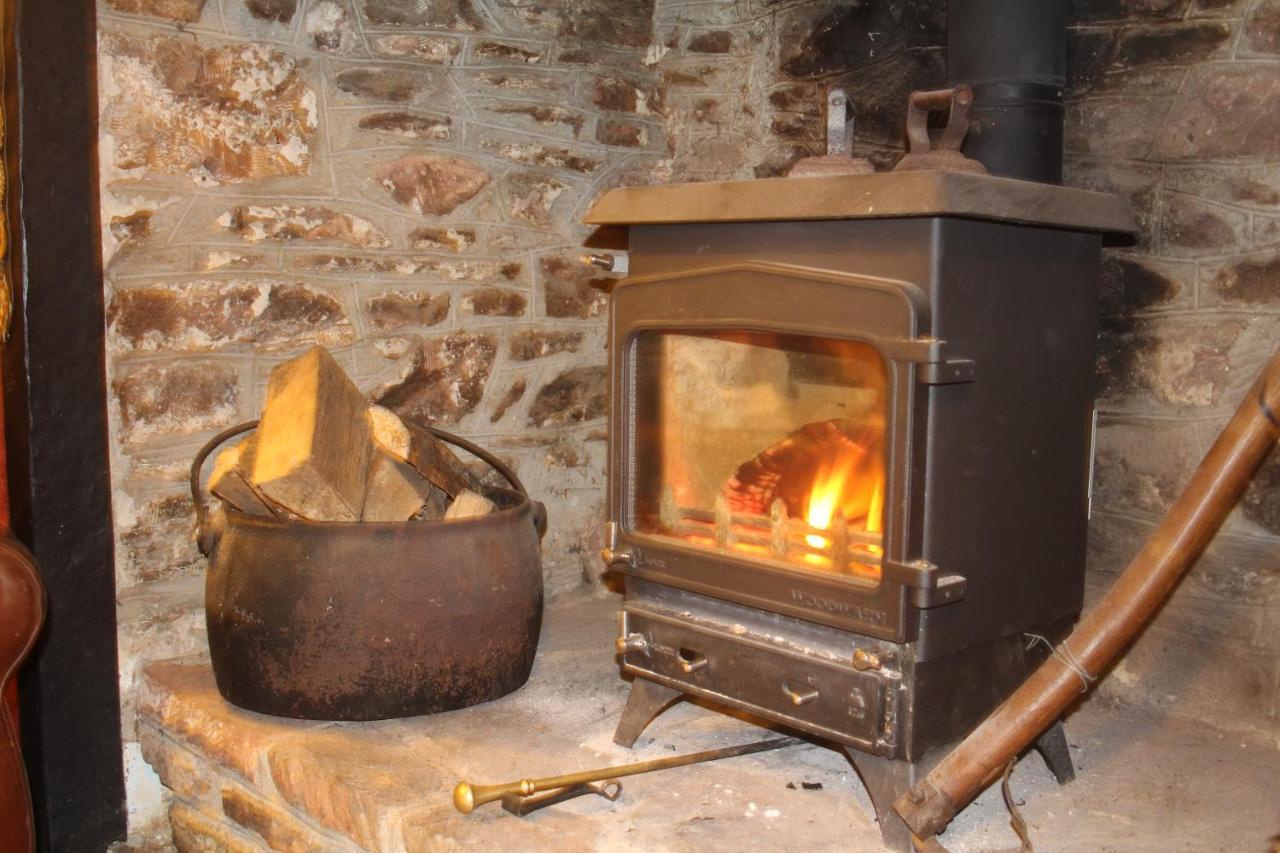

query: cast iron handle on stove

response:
[905,84,974,155]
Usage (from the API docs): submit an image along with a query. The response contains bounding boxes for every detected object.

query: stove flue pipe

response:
[948,0,1066,183]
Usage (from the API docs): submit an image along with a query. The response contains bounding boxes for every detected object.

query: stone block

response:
[470,39,546,65]
[1165,164,1280,210]
[331,65,455,108]
[509,329,584,361]
[456,68,575,100]
[100,34,316,185]
[408,226,476,253]
[688,29,733,53]
[371,34,462,63]
[138,723,221,806]
[375,333,497,425]
[477,100,587,140]
[777,2,942,80]
[1098,254,1192,315]
[1160,193,1247,257]
[1092,415,1204,517]
[366,291,451,331]
[116,494,203,586]
[1243,0,1280,55]
[245,0,298,22]
[479,136,601,174]
[356,111,453,141]
[1201,253,1280,307]
[596,118,650,148]
[527,366,607,427]
[489,377,526,423]
[304,2,363,54]
[375,155,490,215]
[539,253,611,319]
[461,288,527,318]
[500,172,570,228]
[222,783,354,852]
[1112,21,1233,67]
[169,801,262,853]
[109,280,353,354]
[359,0,482,30]
[117,584,208,734]
[115,359,242,443]
[266,729,452,849]
[218,205,390,249]
[1155,64,1280,160]
[1088,512,1280,605]
[105,0,208,22]
[1096,314,1261,413]
[137,662,326,784]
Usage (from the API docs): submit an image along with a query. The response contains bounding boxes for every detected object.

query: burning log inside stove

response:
[656,419,885,576]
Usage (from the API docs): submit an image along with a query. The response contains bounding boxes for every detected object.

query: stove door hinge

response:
[918,358,975,385]
[883,559,966,609]
[601,521,635,569]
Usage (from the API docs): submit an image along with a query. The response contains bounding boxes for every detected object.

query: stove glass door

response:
[631,329,887,583]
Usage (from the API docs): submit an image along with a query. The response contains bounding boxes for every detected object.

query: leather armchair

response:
[0,533,44,853]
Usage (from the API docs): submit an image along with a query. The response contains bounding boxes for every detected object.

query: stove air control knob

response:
[616,633,648,655]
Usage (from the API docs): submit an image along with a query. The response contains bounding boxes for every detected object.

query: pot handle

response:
[189,420,548,547]
[190,420,260,555]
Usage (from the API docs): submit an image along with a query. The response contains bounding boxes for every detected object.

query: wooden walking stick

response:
[894,348,1280,841]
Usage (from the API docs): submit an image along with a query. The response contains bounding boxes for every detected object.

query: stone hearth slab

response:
[139,591,1280,852]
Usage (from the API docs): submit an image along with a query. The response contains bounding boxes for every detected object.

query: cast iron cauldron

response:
[191,421,546,721]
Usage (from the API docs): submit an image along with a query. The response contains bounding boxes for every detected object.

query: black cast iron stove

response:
[583,79,1135,849]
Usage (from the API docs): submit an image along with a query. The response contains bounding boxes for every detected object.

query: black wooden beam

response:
[5,0,127,847]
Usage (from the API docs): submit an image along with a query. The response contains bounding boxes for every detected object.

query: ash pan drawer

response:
[620,610,888,751]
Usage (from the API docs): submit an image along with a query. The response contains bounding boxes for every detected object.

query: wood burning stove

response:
[585,166,1134,849]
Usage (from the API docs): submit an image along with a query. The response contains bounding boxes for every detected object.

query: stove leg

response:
[1033,719,1075,785]
[844,748,934,853]
[613,679,682,748]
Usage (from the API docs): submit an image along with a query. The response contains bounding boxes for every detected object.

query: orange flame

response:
[803,446,883,549]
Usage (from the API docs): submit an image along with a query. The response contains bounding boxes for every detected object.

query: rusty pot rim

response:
[192,420,546,538]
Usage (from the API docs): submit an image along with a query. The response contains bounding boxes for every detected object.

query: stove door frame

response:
[608,262,959,643]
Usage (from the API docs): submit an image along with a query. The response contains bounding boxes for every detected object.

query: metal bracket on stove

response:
[918,359,976,385]
[881,338,976,385]
[883,560,966,609]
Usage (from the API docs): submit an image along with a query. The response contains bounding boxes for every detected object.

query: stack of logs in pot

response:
[209,346,495,523]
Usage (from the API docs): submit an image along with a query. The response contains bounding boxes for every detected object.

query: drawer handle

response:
[678,648,707,673]
[783,682,819,707]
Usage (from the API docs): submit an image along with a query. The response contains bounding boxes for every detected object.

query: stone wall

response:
[1064,0,1280,742]
[98,0,1280,840]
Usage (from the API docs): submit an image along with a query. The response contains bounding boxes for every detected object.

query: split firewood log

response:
[209,439,274,516]
[369,405,411,461]
[362,447,441,522]
[403,420,483,498]
[250,346,374,521]
[444,489,496,520]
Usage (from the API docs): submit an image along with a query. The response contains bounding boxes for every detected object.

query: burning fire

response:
[803,448,884,549]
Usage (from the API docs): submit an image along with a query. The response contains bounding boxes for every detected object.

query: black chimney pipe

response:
[947,0,1066,184]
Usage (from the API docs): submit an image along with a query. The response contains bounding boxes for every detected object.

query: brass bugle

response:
[453,736,801,814]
